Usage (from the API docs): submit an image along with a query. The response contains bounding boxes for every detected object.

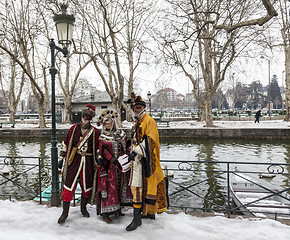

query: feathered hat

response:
[81,104,96,120]
[97,109,118,126]
[127,92,146,109]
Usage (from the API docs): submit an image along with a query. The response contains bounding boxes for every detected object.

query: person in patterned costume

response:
[96,110,132,223]
[57,104,100,224]
[126,93,168,231]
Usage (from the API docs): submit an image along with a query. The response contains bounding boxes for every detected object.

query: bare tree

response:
[72,0,157,124]
[277,0,290,120]
[56,52,93,123]
[212,88,227,111]
[0,51,25,122]
[157,0,277,127]
[0,0,51,127]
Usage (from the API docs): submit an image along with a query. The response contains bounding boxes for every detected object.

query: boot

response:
[115,209,125,216]
[57,201,70,224]
[103,215,112,223]
[141,213,155,220]
[80,196,90,217]
[126,208,142,231]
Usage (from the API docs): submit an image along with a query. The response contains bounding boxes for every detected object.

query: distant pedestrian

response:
[255,110,262,123]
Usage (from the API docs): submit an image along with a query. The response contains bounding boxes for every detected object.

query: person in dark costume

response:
[255,110,262,123]
[96,110,132,223]
[57,104,100,224]
[125,93,168,231]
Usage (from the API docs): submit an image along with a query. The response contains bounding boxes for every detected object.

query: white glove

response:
[117,154,131,173]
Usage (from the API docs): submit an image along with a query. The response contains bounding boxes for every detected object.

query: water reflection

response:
[0,138,289,210]
[160,138,290,210]
[0,138,52,199]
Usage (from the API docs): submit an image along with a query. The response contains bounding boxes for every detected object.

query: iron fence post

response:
[227,162,231,218]
[38,157,42,204]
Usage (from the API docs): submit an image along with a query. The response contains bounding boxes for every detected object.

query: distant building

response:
[152,88,186,109]
[70,90,127,123]
[160,88,177,101]
[177,93,185,101]
[73,78,97,102]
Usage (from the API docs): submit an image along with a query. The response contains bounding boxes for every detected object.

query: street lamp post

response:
[49,4,75,207]
[147,91,152,116]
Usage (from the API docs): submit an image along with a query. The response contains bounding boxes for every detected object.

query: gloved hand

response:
[97,157,104,166]
[117,154,131,173]
[58,158,64,169]
[128,151,137,161]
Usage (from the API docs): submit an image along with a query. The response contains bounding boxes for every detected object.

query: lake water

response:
[1,138,290,211]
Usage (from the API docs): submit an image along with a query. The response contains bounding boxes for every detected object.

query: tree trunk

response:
[123,103,133,122]
[38,105,46,128]
[203,98,215,127]
[9,110,15,122]
[113,101,122,127]
[64,98,72,123]
[284,45,290,121]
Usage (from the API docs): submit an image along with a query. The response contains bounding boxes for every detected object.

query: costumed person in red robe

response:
[126,93,168,231]
[57,104,100,224]
[96,109,132,223]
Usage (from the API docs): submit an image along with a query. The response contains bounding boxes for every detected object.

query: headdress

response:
[81,104,96,120]
[97,109,118,126]
[127,92,146,109]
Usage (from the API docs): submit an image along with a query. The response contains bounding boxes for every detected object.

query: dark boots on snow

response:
[80,196,90,218]
[57,201,70,224]
[57,197,89,223]
[126,207,142,231]
[116,209,125,216]
[141,213,155,220]
[103,215,112,223]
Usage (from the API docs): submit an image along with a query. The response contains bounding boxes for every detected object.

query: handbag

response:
[67,146,77,166]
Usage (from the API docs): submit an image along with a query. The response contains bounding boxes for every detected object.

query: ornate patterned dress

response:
[96,128,132,215]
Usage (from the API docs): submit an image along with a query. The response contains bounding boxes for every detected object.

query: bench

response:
[0,122,16,128]
[155,119,170,127]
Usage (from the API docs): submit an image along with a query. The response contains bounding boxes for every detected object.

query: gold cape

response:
[133,112,167,214]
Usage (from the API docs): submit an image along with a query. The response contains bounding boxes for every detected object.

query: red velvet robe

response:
[61,123,99,199]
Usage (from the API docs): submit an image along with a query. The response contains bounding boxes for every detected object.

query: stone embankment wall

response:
[1,128,290,139]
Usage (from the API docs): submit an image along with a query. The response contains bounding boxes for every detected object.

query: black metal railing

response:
[1,155,290,220]
[160,159,290,220]
[0,156,49,204]
[0,156,82,205]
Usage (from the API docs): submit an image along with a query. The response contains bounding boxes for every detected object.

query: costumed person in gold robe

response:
[126,93,168,231]
[96,110,132,223]
[57,104,100,224]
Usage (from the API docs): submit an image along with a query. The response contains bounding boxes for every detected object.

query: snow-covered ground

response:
[0,200,290,240]
[2,120,290,239]
[10,119,290,129]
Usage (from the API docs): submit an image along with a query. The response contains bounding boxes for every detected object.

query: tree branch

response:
[215,0,278,32]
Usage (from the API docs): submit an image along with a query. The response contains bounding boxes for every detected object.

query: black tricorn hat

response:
[127,92,146,109]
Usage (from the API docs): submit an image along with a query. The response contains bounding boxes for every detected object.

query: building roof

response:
[72,91,128,104]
